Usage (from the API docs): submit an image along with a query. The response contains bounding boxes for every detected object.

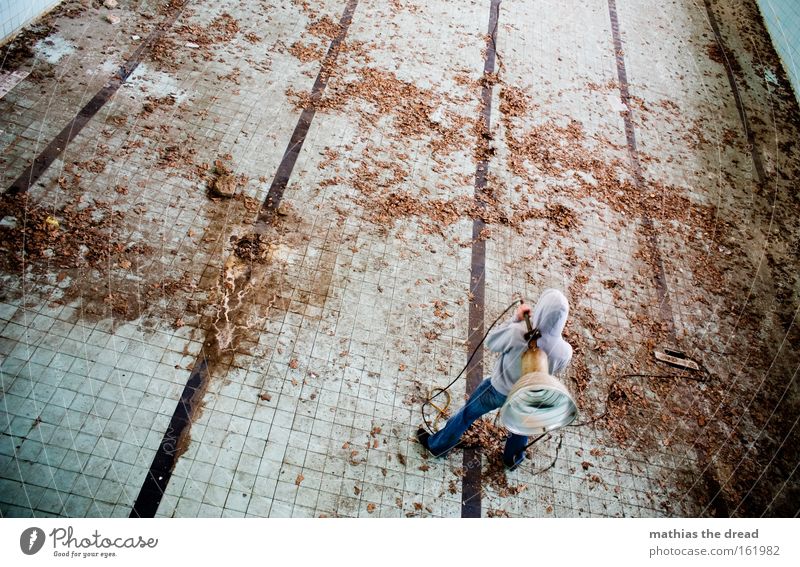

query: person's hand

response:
[515,302,531,322]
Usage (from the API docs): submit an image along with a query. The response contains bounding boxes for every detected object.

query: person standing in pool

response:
[417,289,573,469]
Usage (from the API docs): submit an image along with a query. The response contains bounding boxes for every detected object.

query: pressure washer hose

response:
[419,298,709,463]
[419,297,598,457]
[420,299,522,435]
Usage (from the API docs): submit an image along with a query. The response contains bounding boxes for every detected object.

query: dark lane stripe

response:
[607,0,676,338]
[4,3,187,196]
[257,0,360,226]
[131,0,360,518]
[129,358,208,517]
[462,0,501,519]
[702,0,766,185]
[608,0,731,517]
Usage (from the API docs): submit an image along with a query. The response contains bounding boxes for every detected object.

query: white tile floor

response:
[1,0,799,519]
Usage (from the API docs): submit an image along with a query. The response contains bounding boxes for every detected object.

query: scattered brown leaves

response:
[462,418,529,495]
[0,194,130,272]
[307,16,341,40]
[499,85,529,118]
[139,94,177,118]
[148,36,180,69]
[175,13,240,48]
[159,144,196,170]
[487,508,510,518]
[289,41,325,63]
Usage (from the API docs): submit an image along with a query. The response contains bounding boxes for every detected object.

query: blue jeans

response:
[428,378,528,462]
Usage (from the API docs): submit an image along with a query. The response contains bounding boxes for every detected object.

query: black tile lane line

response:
[3,3,188,196]
[130,0,360,518]
[256,0,360,227]
[702,0,766,185]
[606,0,676,339]
[461,0,501,519]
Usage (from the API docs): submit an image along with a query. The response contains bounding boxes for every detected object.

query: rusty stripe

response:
[607,0,676,338]
[608,0,735,517]
[4,3,187,196]
[462,0,501,519]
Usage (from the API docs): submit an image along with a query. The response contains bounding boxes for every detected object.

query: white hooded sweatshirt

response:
[485,289,573,396]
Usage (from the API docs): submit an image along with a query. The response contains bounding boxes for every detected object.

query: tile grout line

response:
[3,2,189,196]
[130,0,361,518]
[606,0,677,340]
[461,0,501,519]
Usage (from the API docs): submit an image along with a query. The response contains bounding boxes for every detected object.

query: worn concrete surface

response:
[0,0,798,518]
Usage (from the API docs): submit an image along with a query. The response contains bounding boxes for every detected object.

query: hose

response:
[419,300,710,473]
[420,299,522,434]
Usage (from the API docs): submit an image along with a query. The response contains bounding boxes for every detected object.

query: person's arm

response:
[486,303,530,353]
[549,342,573,375]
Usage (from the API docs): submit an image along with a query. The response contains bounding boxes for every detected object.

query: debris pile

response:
[208,159,245,199]
[0,194,131,272]
[232,233,273,263]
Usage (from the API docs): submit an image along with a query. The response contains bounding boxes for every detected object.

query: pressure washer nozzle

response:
[522,311,541,344]
[525,327,541,343]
